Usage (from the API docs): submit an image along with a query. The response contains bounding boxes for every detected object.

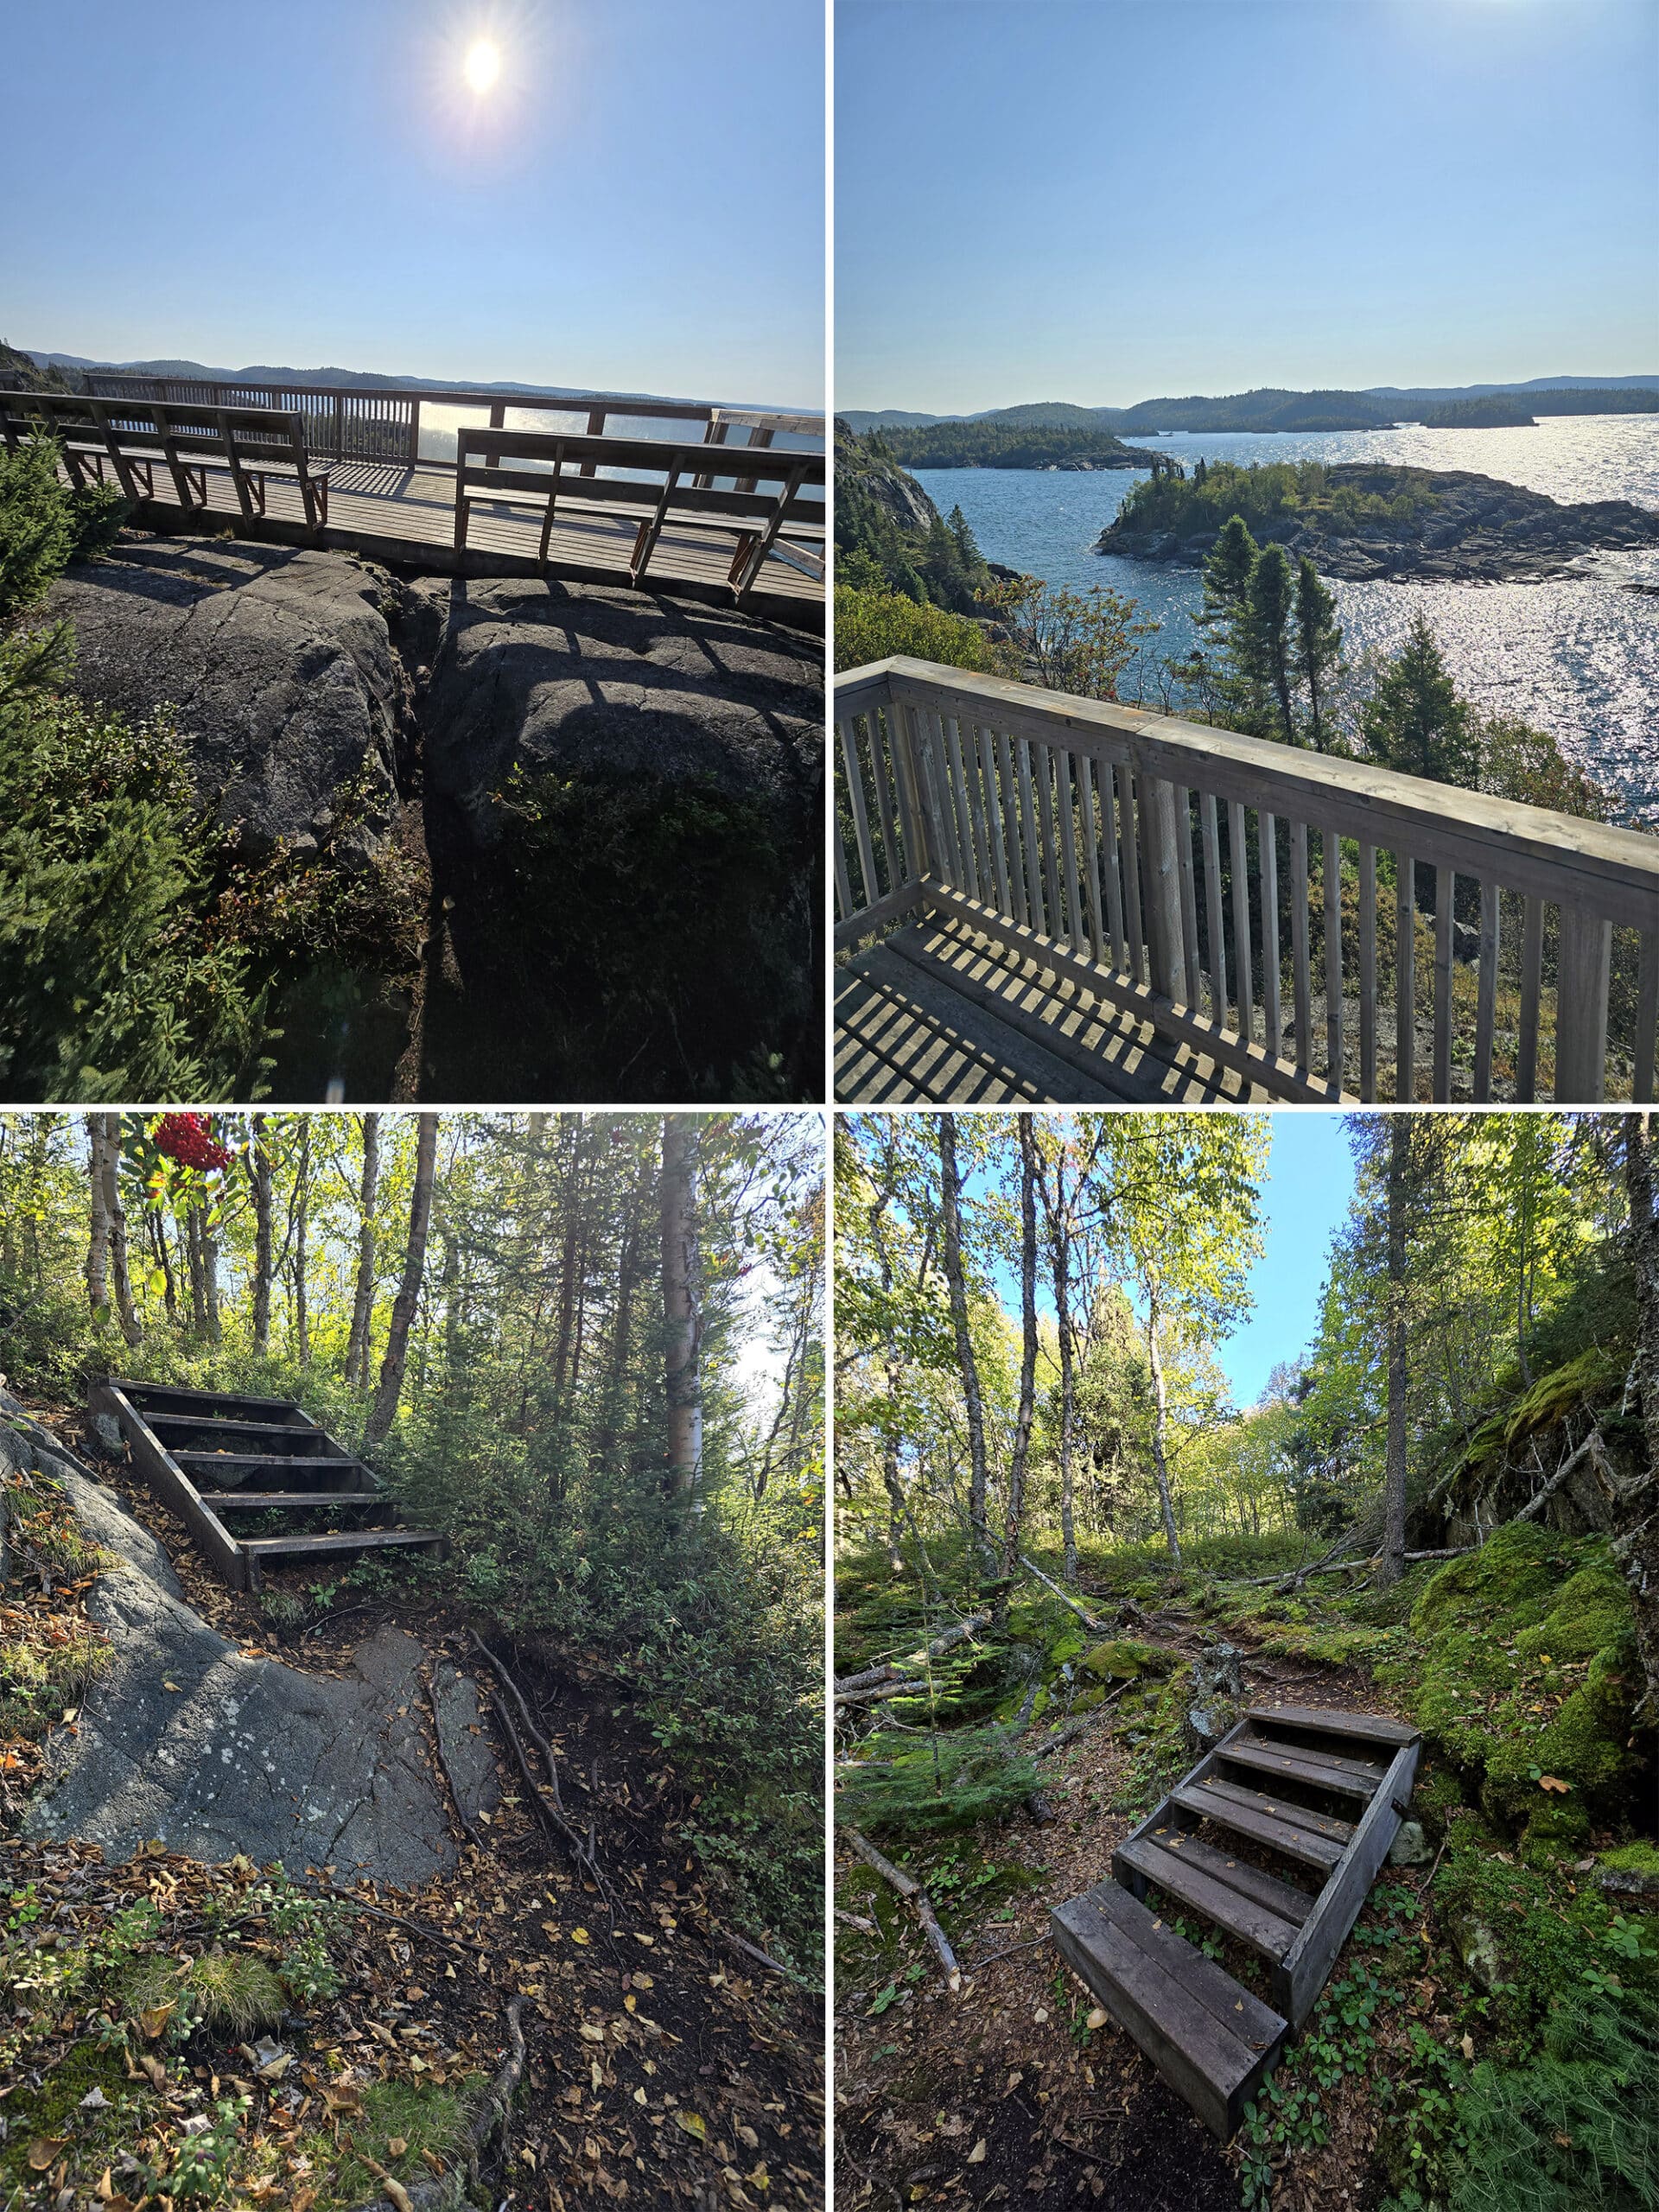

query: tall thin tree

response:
[345,1113,380,1387]
[939,1116,993,1567]
[660,1115,703,1510]
[365,1115,439,1447]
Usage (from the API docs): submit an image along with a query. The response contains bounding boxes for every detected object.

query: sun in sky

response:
[463,36,501,93]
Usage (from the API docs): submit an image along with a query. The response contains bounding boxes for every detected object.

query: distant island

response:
[843,377,1659,438]
[1097,459,1659,581]
[1418,393,1539,429]
[876,420,1166,471]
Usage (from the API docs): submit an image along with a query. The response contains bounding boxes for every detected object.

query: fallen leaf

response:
[1460,2032,1476,2060]
[28,2139,67,2171]
[737,2126,760,2150]
[571,1928,591,1945]
[1539,1776,1571,1795]
[579,2023,606,2043]
[162,1681,183,1694]
[387,2138,408,2158]
[967,2141,987,2164]
[139,2001,175,2039]
[675,2110,708,2142]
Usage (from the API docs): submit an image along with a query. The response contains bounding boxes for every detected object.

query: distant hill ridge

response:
[21,349,817,419]
[843,376,1659,435]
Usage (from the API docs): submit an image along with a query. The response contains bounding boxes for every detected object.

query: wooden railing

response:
[835,658,1659,1104]
[78,372,823,474]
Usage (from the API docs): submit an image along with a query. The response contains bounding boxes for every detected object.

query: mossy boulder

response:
[1080,1637,1166,1681]
[1514,1561,1630,1662]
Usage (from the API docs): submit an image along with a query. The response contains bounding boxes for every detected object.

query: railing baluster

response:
[868,711,902,893]
[946,721,986,902]
[889,702,928,883]
[1016,738,1046,931]
[1035,746,1064,937]
[1229,798,1253,1046]
[918,712,957,886]
[1517,893,1544,1103]
[838,715,879,909]
[1396,855,1416,1103]
[1323,830,1344,1089]
[1077,759,1108,969]
[1101,760,1128,972]
[1058,750,1086,959]
[944,717,980,901]
[1433,865,1455,1100]
[1290,821,1312,1072]
[1201,791,1228,1028]
[996,732,1030,927]
[1635,931,1658,1105]
[1175,785,1201,1008]
[1262,810,1281,1059]
[1138,773,1188,1003]
[980,728,1013,918]
[1118,765,1144,982]
[1357,842,1376,1103]
[1555,909,1611,1103]
[1473,879,1499,1103]
[834,817,855,923]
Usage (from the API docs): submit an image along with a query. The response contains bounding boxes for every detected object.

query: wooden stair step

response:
[1052,1878,1287,2139]
[1145,1821,1316,1924]
[1115,1833,1301,1963]
[114,1380,300,1414]
[174,1450,368,1474]
[149,1414,313,1439]
[200,1491,388,1511]
[1192,1775,1355,1846]
[1246,1703,1421,1749]
[241,1529,444,1559]
[1173,1782,1347,1872]
[1219,1739,1385,1802]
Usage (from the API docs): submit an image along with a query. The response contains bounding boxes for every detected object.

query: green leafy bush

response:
[834,582,1006,676]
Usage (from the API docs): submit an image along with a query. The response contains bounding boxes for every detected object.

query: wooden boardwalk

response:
[1052,1704,1421,2139]
[836,912,1269,1103]
[92,1378,446,1592]
[118,457,823,625]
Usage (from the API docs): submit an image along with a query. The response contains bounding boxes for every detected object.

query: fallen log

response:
[1017,1554,1109,1633]
[845,1827,958,1982]
[833,1677,930,1709]
[833,1612,992,1699]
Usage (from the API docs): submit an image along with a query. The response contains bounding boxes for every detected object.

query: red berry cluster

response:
[152,1113,233,1173]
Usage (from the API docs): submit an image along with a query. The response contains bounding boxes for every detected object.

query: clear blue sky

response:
[836,0,1659,414]
[969,1111,1355,1406]
[0,0,823,409]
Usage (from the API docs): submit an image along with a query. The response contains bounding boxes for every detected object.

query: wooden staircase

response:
[91,1377,447,1593]
[1052,1703,1421,2139]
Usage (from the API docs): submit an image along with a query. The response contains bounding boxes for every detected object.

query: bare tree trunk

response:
[86,1119,111,1324]
[95,1116,143,1346]
[550,1120,583,1405]
[1379,1116,1411,1588]
[365,1115,439,1447]
[200,1205,221,1344]
[292,1118,310,1366]
[939,1116,993,1568]
[346,1113,380,1386]
[596,1148,654,1469]
[1146,1282,1181,1566]
[184,1205,207,1334]
[661,1115,703,1511]
[1618,1114,1659,1724]
[1050,1170,1077,1585]
[249,1122,274,1353]
[1001,1116,1040,1589]
[148,1209,178,1327]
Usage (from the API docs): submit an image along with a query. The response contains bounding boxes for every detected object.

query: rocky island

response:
[1096,458,1659,581]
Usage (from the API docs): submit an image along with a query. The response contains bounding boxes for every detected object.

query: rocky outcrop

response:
[41,536,407,859]
[835,417,940,533]
[1096,464,1659,581]
[3,1398,497,1883]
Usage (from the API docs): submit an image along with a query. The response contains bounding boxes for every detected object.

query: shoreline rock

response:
[1095,462,1659,582]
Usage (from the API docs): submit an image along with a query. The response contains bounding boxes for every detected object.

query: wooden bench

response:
[1,386,333,532]
[453,423,825,596]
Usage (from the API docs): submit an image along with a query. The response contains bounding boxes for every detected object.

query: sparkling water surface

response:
[912,416,1659,819]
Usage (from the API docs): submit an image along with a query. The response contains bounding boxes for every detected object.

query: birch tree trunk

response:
[1053,1211,1077,1585]
[365,1114,439,1447]
[1000,1115,1039,1586]
[250,1122,274,1353]
[86,1119,111,1323]
[660,1114,703,1512]
[1146,1281,1182,1566]
[98,1115,143,1347]
[345,1113,380,1387]
[939,1115,993,1567]
[1379,1116,1411,1588]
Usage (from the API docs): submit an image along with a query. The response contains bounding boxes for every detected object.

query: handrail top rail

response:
[837,655,1659,901]
[65,371,824,440]
[456,423,826,481]
[3,389,308,430]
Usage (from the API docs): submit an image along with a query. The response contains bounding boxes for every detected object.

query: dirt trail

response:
[835,1612,1405,2212]
[4,1399,824,2209]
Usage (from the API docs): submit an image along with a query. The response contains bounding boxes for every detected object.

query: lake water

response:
[418,401,823,506]
[912,415,1659,820]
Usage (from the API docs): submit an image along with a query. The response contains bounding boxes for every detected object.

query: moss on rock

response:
[1079,1637,1166,1681]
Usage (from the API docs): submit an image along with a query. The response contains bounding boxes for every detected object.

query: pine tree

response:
[1360,607,1478,785]
[1294,556,1342,753]
[1247,543,1298,745]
